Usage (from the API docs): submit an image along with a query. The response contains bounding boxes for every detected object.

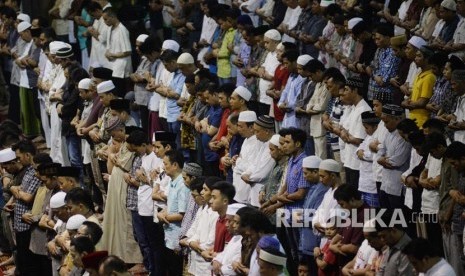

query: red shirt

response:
[215,108,231,142]
[318,240,338,276]
[273,65,289,122]
[213,216,232,253]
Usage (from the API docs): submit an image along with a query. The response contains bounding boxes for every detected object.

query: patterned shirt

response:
[127,155,142,211]
[429,76,455,118]
[285,152,310,212]
[14,165,42,232]
[367,47,401,102]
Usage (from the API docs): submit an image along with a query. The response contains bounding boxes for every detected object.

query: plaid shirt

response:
[14,165,41,232]
[126,155,142,211]
[285,152,311,212]
[368,47,400,101]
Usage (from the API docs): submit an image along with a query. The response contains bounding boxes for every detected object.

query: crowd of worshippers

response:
[2,0,465,275]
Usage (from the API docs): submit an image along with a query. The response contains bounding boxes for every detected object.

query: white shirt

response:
[258,51,280,105]
[421,154,442,214]
[281,6,302,43]
[307,82,331,137]
[89,16,110,68]
[344,99,371,170]
[213,235,242,276]
[233,135,260,204]
[157,67,174,118]
[353,240,376,270]
[243,140,275,207]
[394,0,413,35]
[453,95,465,143]
[138,152,162,216]
[186,205,219,275]
[421,258,456,276]
[432,19,446,39]
[153,162,171,222]
[339,105,353,165]
[357,134,377,194]
[106,23,132,78]
[372,121,388,182]
[197,15,219,67]
[313,186,340,229]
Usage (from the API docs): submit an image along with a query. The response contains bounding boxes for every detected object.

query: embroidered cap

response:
[255,115,275,130]
[382,104,404,117]
[361,111,381,124]
[183,162,203,177]
[441,0,456,11]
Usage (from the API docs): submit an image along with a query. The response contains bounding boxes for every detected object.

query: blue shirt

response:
[285,152,310,211]
[227,134,245,182]
[201,105,223,162]
[278,74,305,128]
[164,174,190,250]
[299,182,329,255]
[166,70,186,122]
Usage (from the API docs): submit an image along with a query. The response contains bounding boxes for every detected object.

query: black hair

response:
[126,130,148,146]
[229,113,239,125]
[351,21,368,37]
[218,83,236,98]
[165,150,185,169]
[323,67,346,86]
[428,51,448,69]
[12,140,36,155]
[205,176,223,189]
[210,181,236,203]
[239,208,274,234]
[140,35,162,55]
[282,42,297,51]
[448,55,465,71]
[325,3,342,17]
[422,118,446,134]
[160,49,180,62]
[407,131,425,147]
[396,119,419,134]
[70,67,90,88]
[86,1,103,13]
[185,74,195,84]
[2,7,16,20]
[0,119,23,136]
[304,59,325,73]
[81,221,103,245]
[374,209,406,231]
[70,236,95,254]
[423,132,447,153]
[65,187,94,212]
[102,7,117,18]
[282,50,299,62]
[32,153,53,165]
[189,176,206,193]
[402,238,441,259]
[333,184,361,201]
[278,127,307,148]
[100,255,127,275]
[444,142,465,159]
[0,130,20,148]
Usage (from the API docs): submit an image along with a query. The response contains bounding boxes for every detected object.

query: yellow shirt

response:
[410,69,436,128]
[217,28,237,79]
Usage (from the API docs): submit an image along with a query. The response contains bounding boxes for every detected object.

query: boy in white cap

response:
[232,110,259,204]
[255,29,281,116]
[313,159,342,234]
[298,155,329,275]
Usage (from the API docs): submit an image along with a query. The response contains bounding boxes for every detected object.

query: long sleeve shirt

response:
[217,28,237,79]
[278,74,306,128]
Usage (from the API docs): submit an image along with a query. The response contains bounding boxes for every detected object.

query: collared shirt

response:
[368,47,400,101]
[164,174,190,250]
[236,41,251,87]
[258,51,280,105]
[307,82,331,137]
[421,154,442,214]
[429,76,454,118]
[213,216,232,253]
[106,23,132,78]
[344,99,372,170]
[166,70,186,122]
[233,135,260,203]
[439,15,460,43]
[134,56,153,106]
[453,95,465,143]
[296,79,315,136]
[372,121,388,183]
[379,129,411,196]
[201,105,223,161]
[425,258,456,276]
[378,233,414,276]
[213,235,242,276]
[138,152,162,216]
[285,152,310,212]
[217,28,237,78]
[278,74,306,128]
[410,69,436,128]
[358,134,377,194]
[127,155,142,211]
[14,165,42,232]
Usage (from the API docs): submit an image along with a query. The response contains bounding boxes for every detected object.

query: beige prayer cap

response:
[238,110,257,122]
[303,156,322,169]
[319,159,341,173]
[233,86,252,101]
[390,34,407,47]
[264,29,281,41]
[177,53,195,64]
[441,0,456,11]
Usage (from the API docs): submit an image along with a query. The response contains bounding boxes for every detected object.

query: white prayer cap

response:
[259,248,287,266]
[17,21,31,33]
[408,36,427,50]
[319,159,341,173]
[78,78,92,90]
[17,13,30,23]
[297,54,313,66]
[49,41,70,54]
[50,192,67,209]
[348,18,363,30]
[0,148,15,163]
[66,214,87,230]
[264,29,281,41]
[320,0,335,7]
[269,134,281,147]
[238,110,257,122]
[363,218,377,233]
[276,42,284,50]
[97,80,115,94]
[441,0,456,11]
[162,39,180,52]
[226,203,247,216]
[136,34,149,43]
[177,53,194,64]
[233,86,252,101]
[302,156,322,169]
